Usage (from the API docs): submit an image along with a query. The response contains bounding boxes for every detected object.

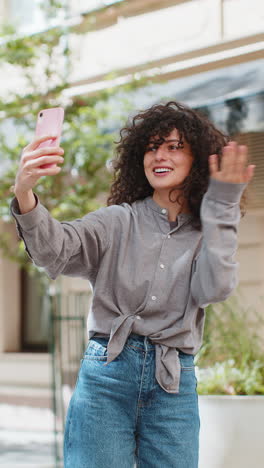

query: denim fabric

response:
[64,333,200,468]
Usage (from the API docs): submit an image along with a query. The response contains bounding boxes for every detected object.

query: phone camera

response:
[40,112,43,117]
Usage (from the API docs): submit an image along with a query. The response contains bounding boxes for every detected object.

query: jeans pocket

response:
[83,337,108,361]
[179,353,195,371]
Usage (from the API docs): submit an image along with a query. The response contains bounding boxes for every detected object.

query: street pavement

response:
[0,404,58,467]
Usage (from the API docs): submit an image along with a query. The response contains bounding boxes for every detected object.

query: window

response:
[8,0,46,34]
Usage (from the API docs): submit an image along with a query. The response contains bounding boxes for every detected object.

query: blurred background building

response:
[0,0,263,411]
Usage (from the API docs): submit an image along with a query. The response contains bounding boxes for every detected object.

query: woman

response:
[11,101,255,468]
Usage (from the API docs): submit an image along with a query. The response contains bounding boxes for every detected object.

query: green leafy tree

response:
[0,1,151,272]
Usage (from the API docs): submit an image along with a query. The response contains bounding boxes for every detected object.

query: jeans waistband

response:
[92,333,191,357]
[126,333,156,350]
[93,332,156,351]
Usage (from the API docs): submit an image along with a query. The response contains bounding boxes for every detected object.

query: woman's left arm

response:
[190,142,256,308]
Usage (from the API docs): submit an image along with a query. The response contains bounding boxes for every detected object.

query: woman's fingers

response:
[244,164,256,183]
[23,134,58,151]
[222,142,237,175]
[35,165,62,176]
[13,137,65,194]
[208,154,219,176]
[25,155,64,168]
[222,142,249,181]
[222,142,248,167]
[209,141,256,184]
[22,146,64,161]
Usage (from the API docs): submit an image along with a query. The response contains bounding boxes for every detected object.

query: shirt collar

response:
[144,196,193,221]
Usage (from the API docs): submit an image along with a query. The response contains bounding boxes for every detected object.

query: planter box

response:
[198,395,264,468]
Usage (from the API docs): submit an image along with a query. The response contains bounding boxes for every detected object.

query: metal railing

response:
[49,290,91,467]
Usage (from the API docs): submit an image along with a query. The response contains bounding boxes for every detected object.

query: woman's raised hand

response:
[13,134,64,196]
[209,141,256,185]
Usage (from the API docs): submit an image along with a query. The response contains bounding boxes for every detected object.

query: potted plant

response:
[194,290,264,468]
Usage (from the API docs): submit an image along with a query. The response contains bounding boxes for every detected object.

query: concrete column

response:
[0,221,21,352]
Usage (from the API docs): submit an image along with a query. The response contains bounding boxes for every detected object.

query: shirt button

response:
[151,295,157,301]
[161,208,167,214]
[160,264,165,269]
[167,234,171,238]
[136,315,141,320]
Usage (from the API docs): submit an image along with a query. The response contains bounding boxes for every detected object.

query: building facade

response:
[0,0,263,406]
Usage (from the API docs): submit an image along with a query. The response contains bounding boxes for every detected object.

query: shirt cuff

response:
[206,177,248,204]
[10,193,43,231]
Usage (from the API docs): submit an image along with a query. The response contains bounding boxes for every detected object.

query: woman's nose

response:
[154,146,166,159]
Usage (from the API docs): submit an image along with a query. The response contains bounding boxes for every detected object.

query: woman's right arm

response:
[14,189,37,214]
[11,135,108,281]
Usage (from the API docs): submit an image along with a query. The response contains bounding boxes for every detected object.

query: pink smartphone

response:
[35,107,64,169]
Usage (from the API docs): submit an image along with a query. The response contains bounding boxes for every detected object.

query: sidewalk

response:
[0,404,57,467]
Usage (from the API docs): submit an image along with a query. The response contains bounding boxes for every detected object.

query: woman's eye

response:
[147,146,157,152]
[168,144,178,150]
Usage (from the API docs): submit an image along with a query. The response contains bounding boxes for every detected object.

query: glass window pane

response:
[9,0,46,33]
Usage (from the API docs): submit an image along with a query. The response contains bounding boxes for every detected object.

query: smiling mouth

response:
[152,168,173,176]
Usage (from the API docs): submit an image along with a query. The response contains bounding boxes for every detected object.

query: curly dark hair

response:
[106,100,248,230]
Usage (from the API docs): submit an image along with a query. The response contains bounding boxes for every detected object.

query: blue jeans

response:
[64,333,200,468]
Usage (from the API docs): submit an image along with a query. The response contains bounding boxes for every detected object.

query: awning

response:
[123,58,264,133]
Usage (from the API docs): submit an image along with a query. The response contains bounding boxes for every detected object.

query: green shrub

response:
[194,289,264,395]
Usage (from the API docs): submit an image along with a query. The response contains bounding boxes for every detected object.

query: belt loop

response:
[143,336,149,352]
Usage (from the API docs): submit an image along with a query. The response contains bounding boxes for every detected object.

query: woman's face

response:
[143,128,194,194]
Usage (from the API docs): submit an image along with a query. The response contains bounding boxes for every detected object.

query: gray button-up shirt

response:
[10,177,247,393]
